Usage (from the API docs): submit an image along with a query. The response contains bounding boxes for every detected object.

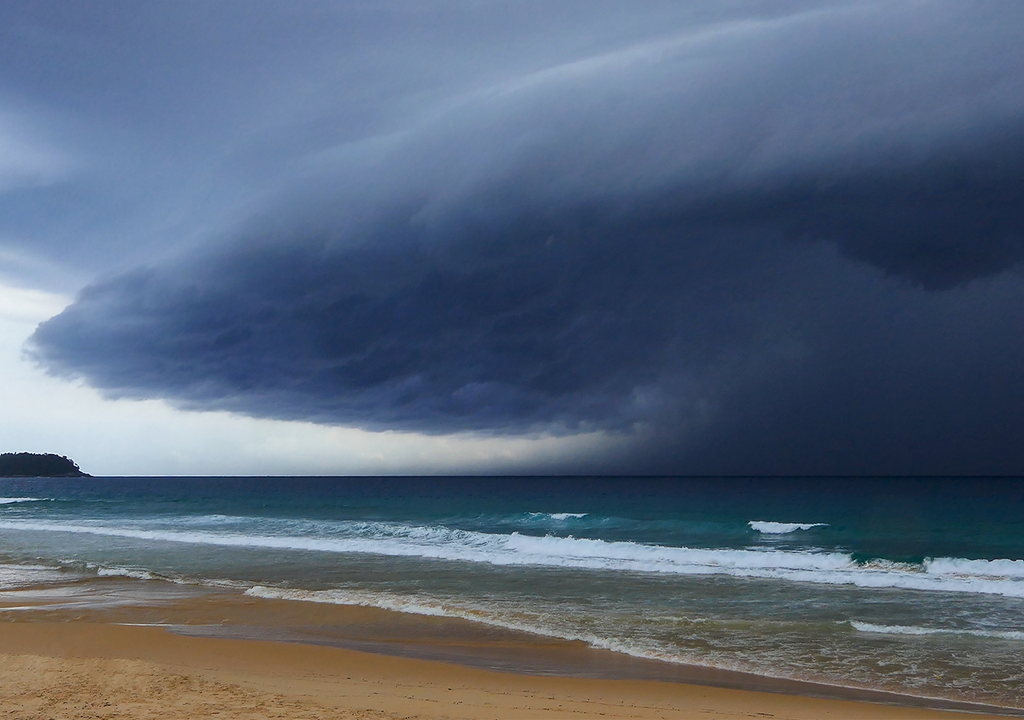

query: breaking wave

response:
[0,497,47,505]
[749,521,828,534]
[1,517,1023,597]
[851,621,1024,641]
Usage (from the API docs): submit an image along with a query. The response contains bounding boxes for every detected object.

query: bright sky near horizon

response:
[2,1,1023,475]
[0,280,623,475]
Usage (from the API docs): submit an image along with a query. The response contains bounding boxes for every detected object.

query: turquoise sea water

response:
[1,476,1022,708]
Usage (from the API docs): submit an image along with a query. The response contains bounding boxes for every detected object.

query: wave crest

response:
[2,518,1023,597]
[0,497,46,505]
[749,521,828,534]
[851,621,1024,641]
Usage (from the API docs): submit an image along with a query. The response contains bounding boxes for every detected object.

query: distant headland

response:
[0,452,90,478]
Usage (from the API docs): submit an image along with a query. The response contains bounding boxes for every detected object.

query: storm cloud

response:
[24,1,1024,473]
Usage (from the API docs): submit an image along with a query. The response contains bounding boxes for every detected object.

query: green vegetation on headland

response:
[0,453,89,478]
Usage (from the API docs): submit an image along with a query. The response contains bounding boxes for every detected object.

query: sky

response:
[2,0,1023,476]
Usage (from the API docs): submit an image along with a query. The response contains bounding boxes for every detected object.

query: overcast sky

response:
[2,1,1023,475]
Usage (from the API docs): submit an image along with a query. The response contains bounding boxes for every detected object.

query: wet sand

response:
[0,579,1018,719]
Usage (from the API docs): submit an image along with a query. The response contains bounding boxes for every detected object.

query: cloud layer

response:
[25,1,1024,473]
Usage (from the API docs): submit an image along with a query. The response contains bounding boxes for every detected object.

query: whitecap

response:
[526,511,589,521]
[749,520,828,534]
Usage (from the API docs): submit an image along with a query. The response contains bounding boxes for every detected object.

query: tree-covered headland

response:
[0,452,89,477]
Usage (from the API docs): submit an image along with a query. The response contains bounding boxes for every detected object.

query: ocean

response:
[1,476,1022,709]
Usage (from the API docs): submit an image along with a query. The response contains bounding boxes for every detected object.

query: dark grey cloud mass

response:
[16,1,1024,473]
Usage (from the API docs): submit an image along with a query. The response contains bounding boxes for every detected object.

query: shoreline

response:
[1,622,1012,720]
[1,578,1020,718]
[176,623,1024,717]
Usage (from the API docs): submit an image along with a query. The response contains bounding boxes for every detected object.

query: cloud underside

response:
[27,3,1024,473]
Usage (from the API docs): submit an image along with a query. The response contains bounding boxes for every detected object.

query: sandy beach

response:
[0,584,1013,720]
[4,0,1024,715]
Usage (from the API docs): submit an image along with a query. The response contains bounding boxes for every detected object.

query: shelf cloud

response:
[22,1,1024,473]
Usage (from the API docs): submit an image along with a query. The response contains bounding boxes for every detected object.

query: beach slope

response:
[0,621,1008,720]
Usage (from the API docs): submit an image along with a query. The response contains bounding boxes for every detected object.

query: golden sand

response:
[0,586,1011,720]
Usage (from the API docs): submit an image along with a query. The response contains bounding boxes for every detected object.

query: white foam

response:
[546,512,589,520]
[244,585,699,668]
[2,518,1023,597]
[79,561,246,589]
[95,567,159,581]
[0,497,45,505]
[925,557,1024,579]
[851,621,1024,641]
[0,563,69,590]
[749,521,828,534]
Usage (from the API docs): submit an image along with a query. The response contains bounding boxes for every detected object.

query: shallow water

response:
[1,476,1022,707]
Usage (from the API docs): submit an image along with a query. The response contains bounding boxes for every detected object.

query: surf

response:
[3,517,1023,597]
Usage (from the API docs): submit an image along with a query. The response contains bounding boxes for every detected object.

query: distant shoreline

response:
[0,452,89,478]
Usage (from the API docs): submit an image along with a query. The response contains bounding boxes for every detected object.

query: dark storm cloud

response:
[1,0,808,271]
[25,1,1024,472]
